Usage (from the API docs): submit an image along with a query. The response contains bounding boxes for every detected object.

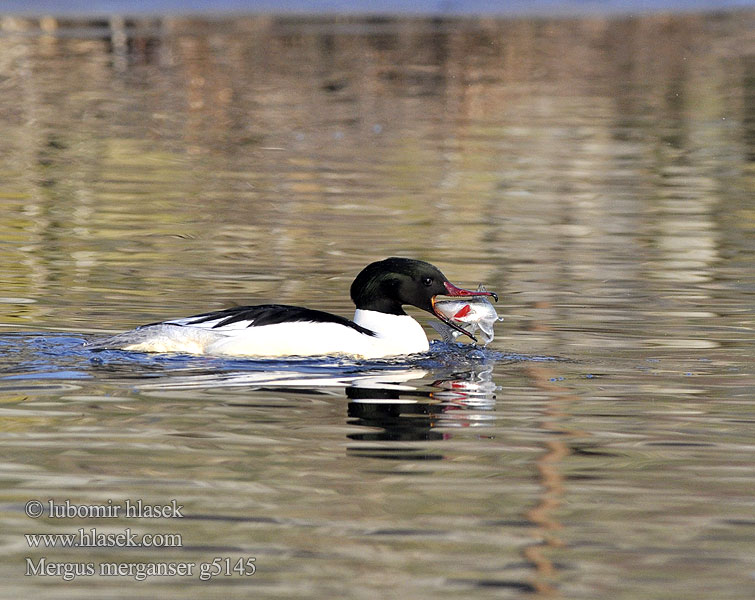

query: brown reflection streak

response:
[522,364,579,596]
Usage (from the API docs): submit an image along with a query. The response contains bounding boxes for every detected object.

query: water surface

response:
[0,12,753,599]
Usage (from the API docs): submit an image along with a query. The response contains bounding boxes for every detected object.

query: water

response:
[0,11,754,599]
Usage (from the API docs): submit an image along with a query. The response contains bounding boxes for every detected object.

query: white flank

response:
[109,310,430,358]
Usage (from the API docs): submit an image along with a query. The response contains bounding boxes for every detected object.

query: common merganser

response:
[89,257,497,358]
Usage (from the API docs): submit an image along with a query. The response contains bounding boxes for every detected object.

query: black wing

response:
[170,304,376,336]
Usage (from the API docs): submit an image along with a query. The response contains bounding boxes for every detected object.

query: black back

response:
[178,304,376,336]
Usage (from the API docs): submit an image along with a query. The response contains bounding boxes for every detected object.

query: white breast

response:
[352,310,429,356]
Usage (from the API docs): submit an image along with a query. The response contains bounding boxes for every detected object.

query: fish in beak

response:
[431,282,499,343]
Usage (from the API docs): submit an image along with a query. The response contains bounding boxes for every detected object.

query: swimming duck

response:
[89,257,497,358]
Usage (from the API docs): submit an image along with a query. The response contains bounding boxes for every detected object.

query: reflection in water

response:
[522,364,574,596]
[346,365,497,454]
[134,365,431,391]
[127,347,501,461]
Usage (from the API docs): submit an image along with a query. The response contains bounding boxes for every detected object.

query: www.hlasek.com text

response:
[25,528,181,548]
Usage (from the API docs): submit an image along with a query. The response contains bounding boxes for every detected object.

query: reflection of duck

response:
[346,366,497,454]
[89,258,496,359]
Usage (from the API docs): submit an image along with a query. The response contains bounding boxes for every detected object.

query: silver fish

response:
[431,284,502,345]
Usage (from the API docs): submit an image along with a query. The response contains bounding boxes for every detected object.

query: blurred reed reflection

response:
[0,14,751,349]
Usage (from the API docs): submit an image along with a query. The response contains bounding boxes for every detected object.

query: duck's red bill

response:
[441,281,498,302]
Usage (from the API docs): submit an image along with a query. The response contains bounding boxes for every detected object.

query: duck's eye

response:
[422,276,434,287]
